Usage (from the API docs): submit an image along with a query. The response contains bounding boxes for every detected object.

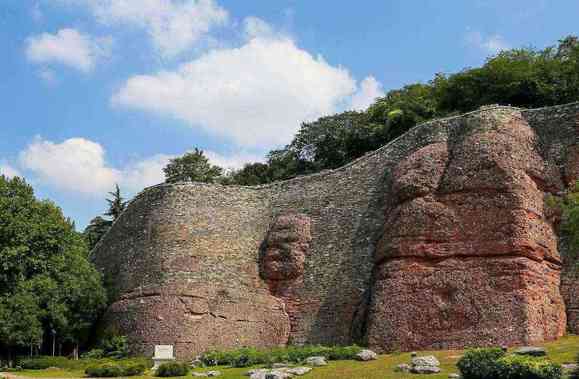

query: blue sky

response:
[1,0,577,229]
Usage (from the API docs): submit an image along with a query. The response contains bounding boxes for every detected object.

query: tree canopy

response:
[223,35,579,186]
[0,176,107,356]
[163,148,223,183]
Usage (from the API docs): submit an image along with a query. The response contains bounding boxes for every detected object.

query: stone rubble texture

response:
[92,103,579,358]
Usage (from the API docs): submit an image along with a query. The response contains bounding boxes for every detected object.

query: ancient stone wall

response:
[93,103,579,358]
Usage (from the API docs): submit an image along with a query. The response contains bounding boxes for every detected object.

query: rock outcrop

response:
[366,111,567,351]
[92,103,579,358]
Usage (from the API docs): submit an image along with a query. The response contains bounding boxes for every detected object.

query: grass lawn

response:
[10,335,578,379]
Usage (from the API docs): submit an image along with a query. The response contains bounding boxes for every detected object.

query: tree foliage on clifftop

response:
[0,176,107,357]
[221,35,579,185]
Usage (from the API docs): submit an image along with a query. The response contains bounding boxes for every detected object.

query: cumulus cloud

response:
[349,76,383,111]
[121,154,172,192]
[25,28,112,73]
[204,150,264,170]
[19,137,174,196]
[0,164,21,179]
[20,137,120,195]
[55,0,228,57]
[17,137,264,196]
[465,31,510,55]
[113,18,379,147]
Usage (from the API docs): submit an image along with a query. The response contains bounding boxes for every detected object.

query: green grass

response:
[11,335,578,379]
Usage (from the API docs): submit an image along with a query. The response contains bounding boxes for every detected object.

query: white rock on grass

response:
[304,356,327,366]
[286,367,312,375]
[410,355,441,374]
[356,349,378,361]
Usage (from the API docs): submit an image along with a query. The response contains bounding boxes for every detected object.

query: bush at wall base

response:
[84,363,146,377]
[155,362,191,377]
[457,348,562,379]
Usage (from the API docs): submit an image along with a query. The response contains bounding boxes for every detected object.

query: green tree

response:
[163,148,223,183]
[0,176,107,358]
[83,216,112,251]
[104,184,126,221]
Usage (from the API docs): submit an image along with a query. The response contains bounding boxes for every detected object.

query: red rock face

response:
[366,112,567,352]
[261,213,313,342]
[261,213,312,283]
[103,283,290,358]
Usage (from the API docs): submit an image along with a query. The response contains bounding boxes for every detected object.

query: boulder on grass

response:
[305,356,327,367]
[356,350,378,361]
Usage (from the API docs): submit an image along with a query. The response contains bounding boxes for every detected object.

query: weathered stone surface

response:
[356,349,378,361]
[410,355,441,374]
[285,367,312,376]
[513,346,547,356]
[304,356,327,367]
[411,356,440,367]
[93,103,579,358]
[395,363,410,373]
[367,110,568,352]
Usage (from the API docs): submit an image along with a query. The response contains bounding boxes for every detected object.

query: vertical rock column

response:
[366,110,567,351]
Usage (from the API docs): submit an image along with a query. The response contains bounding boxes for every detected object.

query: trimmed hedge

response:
[496,355,561,379]
[155,362,190,377]
[85,362,146,377]
[18,356,150,371]
[456,348,506,379]
[457,348,563,379]
[200,345,363,367]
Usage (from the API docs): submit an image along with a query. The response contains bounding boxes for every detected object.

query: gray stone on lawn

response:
[411,365,441,374]
[448,374,461,379]
[207,371,221,377]
[395,363,411,373]
[513,347,546,357]
[562,364,578,372]
[356,349,378,361]
[411,355,440,367]
[286,367,312,376]
[246,369,268,379]
[265,371,292,379]
[410,355,441,374]
[305,356,327,366]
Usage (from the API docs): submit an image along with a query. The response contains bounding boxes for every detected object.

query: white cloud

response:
[465,31,510,55]
[57,0,228,57]
[19,137,173,195]
[25,28,112,73]
[0,164,21,179]
[20,137,120,195]
[17,137,264,196]
[121,154,172,192]
[112,18,378,147]
[204,150,264,171]
[349,76,383,111]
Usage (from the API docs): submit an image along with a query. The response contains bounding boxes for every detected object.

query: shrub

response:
[155,362,190,377]
[85,363,123,377]
[495,355,562,379]
[19,356,150,372]
[85,362,146,377]
[20,356,70,370]
[199,345,363,367]
[457,348,506,379]
[82,349,105,359]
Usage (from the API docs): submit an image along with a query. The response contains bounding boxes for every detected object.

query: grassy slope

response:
[13,335,578,379]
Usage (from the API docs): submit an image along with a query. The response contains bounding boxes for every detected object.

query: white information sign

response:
[154,345,174,360]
